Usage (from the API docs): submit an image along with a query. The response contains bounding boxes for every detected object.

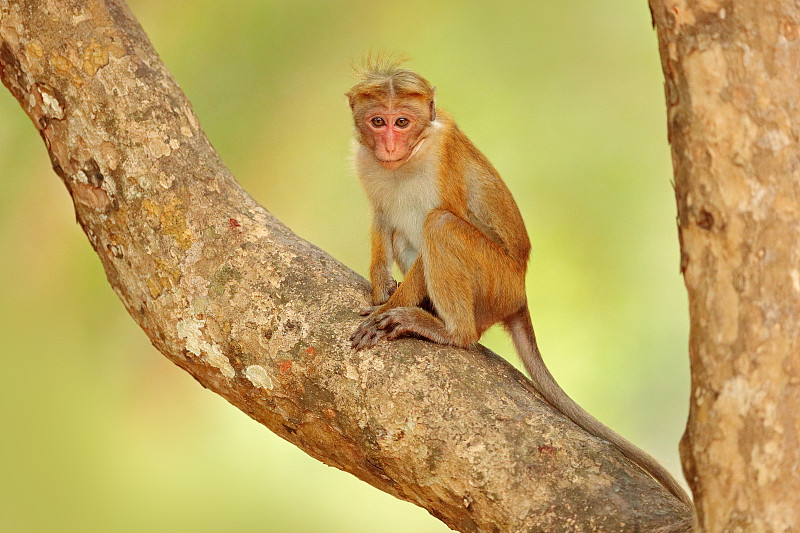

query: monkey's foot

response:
[351,313,391,350]
[350,307,435,351]
[350,308,412,350]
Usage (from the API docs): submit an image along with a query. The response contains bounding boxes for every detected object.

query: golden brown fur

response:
[347,61,692,508]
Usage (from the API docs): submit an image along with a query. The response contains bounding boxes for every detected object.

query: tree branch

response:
[0,1,691,530]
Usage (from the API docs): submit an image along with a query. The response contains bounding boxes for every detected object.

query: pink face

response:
[363,108,426,170]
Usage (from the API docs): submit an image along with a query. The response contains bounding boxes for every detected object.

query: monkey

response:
[345,58,692,508]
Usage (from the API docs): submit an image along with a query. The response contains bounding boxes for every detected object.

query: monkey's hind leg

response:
[352,209,525,351]
[354,306,454,349]
[351,212,480,350]
[422,209,527,345]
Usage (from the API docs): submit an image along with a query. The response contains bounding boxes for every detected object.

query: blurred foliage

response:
[0,0,689,531]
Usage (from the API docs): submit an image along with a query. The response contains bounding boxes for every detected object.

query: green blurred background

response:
[0,1,689,531]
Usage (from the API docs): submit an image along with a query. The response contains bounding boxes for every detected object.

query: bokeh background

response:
[0,1,689,531]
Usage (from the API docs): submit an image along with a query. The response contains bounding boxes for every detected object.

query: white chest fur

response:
[355,142,440,271]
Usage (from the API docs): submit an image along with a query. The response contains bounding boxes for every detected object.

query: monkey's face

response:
[357,104,430,170]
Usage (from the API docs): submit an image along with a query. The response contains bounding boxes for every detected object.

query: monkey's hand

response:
[359,279,398,316]
[371,278,398,307]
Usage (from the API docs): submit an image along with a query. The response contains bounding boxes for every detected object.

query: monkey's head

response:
[347,60,435,170]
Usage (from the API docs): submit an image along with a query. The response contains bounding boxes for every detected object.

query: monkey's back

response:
[436,113,531,268]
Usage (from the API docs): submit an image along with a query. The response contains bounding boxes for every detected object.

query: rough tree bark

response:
[0,1,692,531]
[650,0,800,531]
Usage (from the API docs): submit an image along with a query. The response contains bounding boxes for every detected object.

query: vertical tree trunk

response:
[650,1,800,530]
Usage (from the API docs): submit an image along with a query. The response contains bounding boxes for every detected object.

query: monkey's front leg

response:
[351,258,427,350]
[366,223,397,311]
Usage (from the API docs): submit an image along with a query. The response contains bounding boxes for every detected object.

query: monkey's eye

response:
[395,117,410,128]
[370,117,386,127]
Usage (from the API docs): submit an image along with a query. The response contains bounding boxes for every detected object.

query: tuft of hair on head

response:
[351,52,409,80]
[347,53,436,120]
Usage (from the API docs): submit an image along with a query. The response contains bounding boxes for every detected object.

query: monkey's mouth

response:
[378,158,407,170]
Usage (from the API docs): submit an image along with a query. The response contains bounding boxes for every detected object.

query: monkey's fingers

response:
[351,315,395,350]
[350,322,379,350]
[351,328,380,350]
[374,312,400,331]
[374,310,418,342]
[384,280,398,298]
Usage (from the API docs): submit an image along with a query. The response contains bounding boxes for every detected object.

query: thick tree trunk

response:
[0,0,691,531]
[650,1,800,530]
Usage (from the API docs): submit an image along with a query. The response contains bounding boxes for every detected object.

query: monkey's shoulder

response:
[439,123,531,262]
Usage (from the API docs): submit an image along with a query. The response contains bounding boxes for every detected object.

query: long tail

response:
[505,304,693,508]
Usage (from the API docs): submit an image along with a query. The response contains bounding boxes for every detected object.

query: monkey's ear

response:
[429,86,436,121]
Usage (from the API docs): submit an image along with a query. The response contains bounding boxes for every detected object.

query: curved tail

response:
[505,305,693,508]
